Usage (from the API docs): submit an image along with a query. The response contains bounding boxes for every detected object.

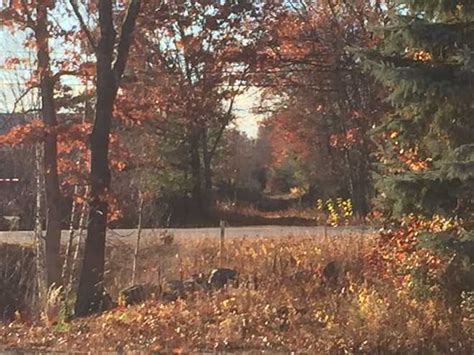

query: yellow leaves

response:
[114,160,127,171]
[289,186,306,198]
[428,214,459,232]
[313,309,331,327]
[315,198,353,226]
[117,294,127,308]
[413,50,433,62]
[410,161,427,171]
[405,48,433,62]
[400,214,459,234]
[247,246,258,259]
[221,297,236,309]
[396,146,430,171]
[356,287,389,327]
[1,231,468,352]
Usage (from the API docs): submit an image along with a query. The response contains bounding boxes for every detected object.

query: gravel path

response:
[0,225,375,245]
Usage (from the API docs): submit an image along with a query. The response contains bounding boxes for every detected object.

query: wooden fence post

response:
[219,220,226,267]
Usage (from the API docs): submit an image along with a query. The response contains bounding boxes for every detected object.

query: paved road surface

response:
[0,226,375,245]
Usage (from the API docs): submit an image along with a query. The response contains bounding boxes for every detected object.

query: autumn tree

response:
[254,0,387,214]
[365,1,474,252]
[0,0,70,287]
[117,0,263,219]
[0,115,35,231]
[69,0,142,316]
[213,129,267,202]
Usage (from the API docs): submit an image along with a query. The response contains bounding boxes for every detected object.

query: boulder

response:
[322,261,339,284]
[161,280,186,301]
[183,273,208,293]
[208,268,237,289]
[119,284,159,306]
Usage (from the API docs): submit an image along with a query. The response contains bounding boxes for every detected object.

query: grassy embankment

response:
[1,232,472,353]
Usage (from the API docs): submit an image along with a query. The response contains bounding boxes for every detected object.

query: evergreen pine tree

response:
[365,1,474,263]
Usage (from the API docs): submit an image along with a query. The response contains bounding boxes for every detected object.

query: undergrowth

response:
[1,233,472,353]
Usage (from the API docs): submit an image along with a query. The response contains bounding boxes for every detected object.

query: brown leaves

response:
[0,119,45,146]
[391,144,431,172]
[2,233,469,352]
[365,215,458,287]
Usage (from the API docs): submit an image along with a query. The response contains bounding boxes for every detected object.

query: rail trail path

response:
[0,225,375,245]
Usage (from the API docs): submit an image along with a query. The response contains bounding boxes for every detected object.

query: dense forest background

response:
[0,1,473,345]
[0,1,390,230]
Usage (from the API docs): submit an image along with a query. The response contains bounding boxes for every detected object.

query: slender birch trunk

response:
[131,194,144,285]
[34,144,47,304]
[62,185,80,282]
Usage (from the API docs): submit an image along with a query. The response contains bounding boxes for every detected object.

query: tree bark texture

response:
[35,2,62,288]
[75,0,141,317]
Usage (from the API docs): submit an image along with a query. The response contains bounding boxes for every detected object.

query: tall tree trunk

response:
[67,186,89,294]
[34,144,47,305]
[189,133,204,217]
[74,0,141,317]
[203,158,212,212]
[333,65,369,217]
[131,193,144,285]
[202,129,213,217]
[353,140,371,216]
[62,184,79,282]
[343,72,372,217]
[36,2,62,287]
[75,33,115,316]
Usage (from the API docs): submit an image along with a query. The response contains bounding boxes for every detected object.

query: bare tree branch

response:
[113,0,142,82]
[68,0,97,52]
[12,85,38,114]
[209,96,236,160]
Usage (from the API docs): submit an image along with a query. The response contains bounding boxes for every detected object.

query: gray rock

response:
[322,261,338,284]
[183,273,208,293]
[119,284,159,306]
[161,279,186,301]
[208,268,237,289]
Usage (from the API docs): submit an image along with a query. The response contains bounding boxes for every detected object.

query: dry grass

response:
[1,234,472,353]
[0,244,36,323]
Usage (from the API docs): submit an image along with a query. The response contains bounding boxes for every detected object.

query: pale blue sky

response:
[0,24,263,138]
